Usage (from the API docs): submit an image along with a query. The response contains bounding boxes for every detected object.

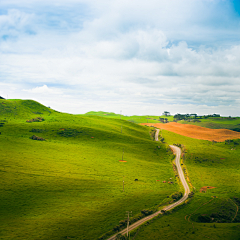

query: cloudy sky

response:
[1,0,240,116]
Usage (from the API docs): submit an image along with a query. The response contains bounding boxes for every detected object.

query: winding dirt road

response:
[107,129,190,240]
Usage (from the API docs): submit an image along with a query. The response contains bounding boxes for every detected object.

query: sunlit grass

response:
[132,130,240,240]
[0,100,176,240]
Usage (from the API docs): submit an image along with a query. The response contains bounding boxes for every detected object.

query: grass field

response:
[88,112,240,239]
[0,100,177,240]
[84,111,174,124]
[2,103,240,240]
[131,130,240,240]
[178,117,240,132]
[85,111,240,132]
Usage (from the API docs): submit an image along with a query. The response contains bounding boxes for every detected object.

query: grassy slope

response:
[178,117,240,132]
[0,100,176,240]
[84,111,174,123]
[85,111,240,132]
[132,130,240,240]
[87,113,240,239]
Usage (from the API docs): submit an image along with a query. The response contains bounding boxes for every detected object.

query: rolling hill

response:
[0,99,176,240]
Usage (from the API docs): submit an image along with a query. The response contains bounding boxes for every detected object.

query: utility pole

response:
[126,211,132,239]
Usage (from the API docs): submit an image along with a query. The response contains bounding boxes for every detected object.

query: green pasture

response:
[84,111,174,123]
[179,117,240,132]
[132,130,240,240]
[0,100,177,240]
[85,112,240,133]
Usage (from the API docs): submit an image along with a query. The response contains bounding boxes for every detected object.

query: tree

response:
[163,111,170,116]
[116,234,126,240]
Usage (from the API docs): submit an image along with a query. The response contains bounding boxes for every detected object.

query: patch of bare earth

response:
[141,122,240,142]
[200,186,216,193]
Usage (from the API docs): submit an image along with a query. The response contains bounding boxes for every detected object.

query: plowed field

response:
[141,122,240,142]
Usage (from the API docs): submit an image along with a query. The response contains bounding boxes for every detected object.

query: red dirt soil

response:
[200,186,216,192]
[141,122,240,142]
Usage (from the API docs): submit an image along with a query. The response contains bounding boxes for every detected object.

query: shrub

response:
[141,209,154,216]
[30,129,47,133]
[188,192,194,198]
[198,215,211,223]
[26,117,45,123]
[30,135,45,141]
[171,192,183,201]
[116,234,127,240]
[119,220,127,227]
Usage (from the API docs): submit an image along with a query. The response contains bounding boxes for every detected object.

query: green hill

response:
[178,117,240,132]
[0,100,176,240]
[84,110,240,240]
[84,111,174,123]
[85,111,240,132]
[0,99,56,119]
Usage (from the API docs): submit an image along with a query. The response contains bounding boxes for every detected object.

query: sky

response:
[1,0,240,116]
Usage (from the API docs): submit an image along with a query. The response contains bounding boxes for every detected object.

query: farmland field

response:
[179,117,240,133]
[141,122,240,142]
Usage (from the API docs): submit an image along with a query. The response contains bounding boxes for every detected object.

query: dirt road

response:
[107,130,190,240]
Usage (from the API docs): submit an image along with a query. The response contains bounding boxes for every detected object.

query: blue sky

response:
[1,0,240,116]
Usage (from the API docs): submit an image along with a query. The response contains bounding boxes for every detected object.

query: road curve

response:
[107,129,190,240]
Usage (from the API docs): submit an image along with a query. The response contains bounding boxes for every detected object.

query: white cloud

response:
[0,0,240,116]
[24,85,63,95]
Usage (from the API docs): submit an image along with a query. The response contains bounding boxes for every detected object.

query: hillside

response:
[84,111,174,123]
[178,117,240,133]
[85,111,240,133]
[0,100,175,240]
[133,130,240,240]
[85,111,240,239]
[0,99,56,118]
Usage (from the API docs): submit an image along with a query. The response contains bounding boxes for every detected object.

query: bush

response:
[141,209,154,216]
[26,117,45,123]
[198,215,211,223]
[116,234,127,240]
[119,220,127,227]
[171,192,182,201]
[188,192,194,198]
[30,129,46,133]
[30,135,45,141]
